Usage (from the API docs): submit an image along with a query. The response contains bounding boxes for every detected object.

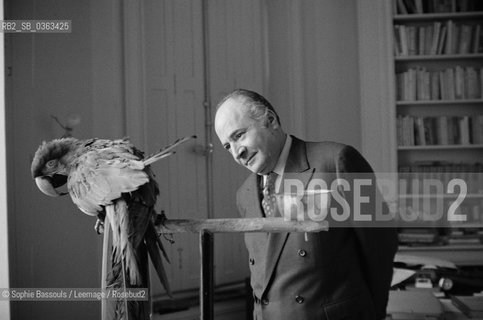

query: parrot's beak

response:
[35,176,66,197]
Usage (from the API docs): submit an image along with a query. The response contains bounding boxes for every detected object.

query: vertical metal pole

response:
[199,230,214,320]
[101,215,111,320]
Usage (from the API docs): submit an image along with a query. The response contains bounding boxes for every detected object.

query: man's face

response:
[215,98,281,175]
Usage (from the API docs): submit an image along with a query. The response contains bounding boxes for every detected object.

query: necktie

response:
[262,172,278,217]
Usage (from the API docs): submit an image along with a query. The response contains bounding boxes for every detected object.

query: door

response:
[127,0,267,295]
[207,0,267,285]
[138,0,208,293]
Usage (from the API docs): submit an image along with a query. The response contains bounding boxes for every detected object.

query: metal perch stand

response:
[101,217,329,320]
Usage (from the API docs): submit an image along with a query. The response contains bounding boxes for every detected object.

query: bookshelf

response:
[391,0,483,256]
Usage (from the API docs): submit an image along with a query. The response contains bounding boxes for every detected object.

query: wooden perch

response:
[154,217,329,234]
[152,217,328,319]
[102,217,329,320]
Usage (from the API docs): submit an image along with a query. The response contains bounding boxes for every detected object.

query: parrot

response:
[31,135,196,320]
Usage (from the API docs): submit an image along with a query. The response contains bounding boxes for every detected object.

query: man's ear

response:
[267,111,279,129]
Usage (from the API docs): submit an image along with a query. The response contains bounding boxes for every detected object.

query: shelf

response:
[399,244,483,266]
[399,193,483,199]
[399,244,483,251]
[395,53,483,61]
[391,4,483,254]
[445,223,483,228]
[394,11,483,22]
[398,144,483,150]
[396,99,483,106]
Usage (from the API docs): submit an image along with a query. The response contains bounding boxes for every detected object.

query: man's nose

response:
[232,144,246,161]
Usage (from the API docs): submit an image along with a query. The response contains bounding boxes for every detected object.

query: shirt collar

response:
[272,135,291,176]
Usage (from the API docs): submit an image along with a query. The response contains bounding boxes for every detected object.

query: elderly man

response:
[214,89,397,320]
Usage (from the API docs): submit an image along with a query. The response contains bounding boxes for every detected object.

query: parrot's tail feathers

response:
[121,257,129,319]
[146,224,173,298]
[117,201,141,285]
[108,249,150,320]
[106,262,128,320]
[143,135,196,166]
[143,151,175,166]
[158,236,171,264]
[149,221,170,263]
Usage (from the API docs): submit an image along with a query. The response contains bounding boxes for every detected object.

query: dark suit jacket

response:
[236,136,397,320]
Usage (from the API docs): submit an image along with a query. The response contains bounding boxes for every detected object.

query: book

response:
[408,25,418,55]
[424,117,436,145]
[398,232,438,244]
[437,116,449,145]
[387,290,443,319]
[452,23,461,55]
[402,68,418,101]
[465,67,479,99]
[445,20,454,54]
[394,26,403,56]
[436,25,447,55]
[473,115,483,145]
[399,25,409,56]
[404,0,418,14]
[430,71,440,99]
[446,67,456,100]
[414,0,424,14]
[481,67,483,99]
[417,68,430,100]
[454,65,465,99]
[458,24,473,54]
[430,22,442,55]
[449,116,460,144]
[402,115,415,146]
[425,25,433,55]
[397,0,409,14]
[451,295,483,318]
[398,227,439,244]
[415,117,426,145]
[472,23,481,53]
[439,71,447,100]
[419,25,426,55]
[397,116,404,146]
[460,116,470,145]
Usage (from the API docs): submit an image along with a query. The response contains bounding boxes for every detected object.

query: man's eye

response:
[235,132,244,140]
[223,144,231,151]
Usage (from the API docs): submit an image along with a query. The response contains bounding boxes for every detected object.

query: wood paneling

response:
[140,0,207,293]
[207,0,265,286]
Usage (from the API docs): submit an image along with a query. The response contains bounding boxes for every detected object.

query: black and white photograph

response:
[1,0,483,319]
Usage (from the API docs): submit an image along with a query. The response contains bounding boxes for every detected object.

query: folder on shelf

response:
[387,290,443,319]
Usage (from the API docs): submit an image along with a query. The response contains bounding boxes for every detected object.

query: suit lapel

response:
[240,173,264,218]
[263,136,314,294]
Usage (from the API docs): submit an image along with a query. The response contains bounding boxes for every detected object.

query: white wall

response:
[0,0,11,318]
[6,1,103,319]
[357,0,397,173]
[266,0,362,150]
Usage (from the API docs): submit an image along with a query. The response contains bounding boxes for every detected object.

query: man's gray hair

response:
[216,89,281,126]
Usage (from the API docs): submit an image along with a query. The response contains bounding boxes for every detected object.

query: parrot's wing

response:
[68,149,150,215]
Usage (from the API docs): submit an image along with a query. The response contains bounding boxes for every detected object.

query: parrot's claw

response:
[94,219,104,234]
[154,211,175,244]
[162,233,175,244]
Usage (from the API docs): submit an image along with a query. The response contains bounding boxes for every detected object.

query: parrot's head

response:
[31,137,80,197]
